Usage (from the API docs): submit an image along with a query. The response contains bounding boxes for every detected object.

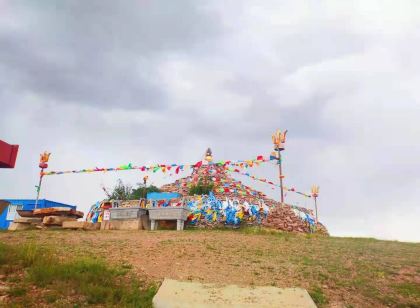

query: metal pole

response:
[34,169,44,209]
[278,151,284,204]
[314,197,318,224]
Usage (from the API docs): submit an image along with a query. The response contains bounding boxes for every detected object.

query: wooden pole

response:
[34,169,44,209]
[143,177,148,201]
[278,150,284,204]
[314,196,318,224]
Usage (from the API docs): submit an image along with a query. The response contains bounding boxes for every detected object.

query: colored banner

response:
[226,169,311,198]
[40,155,274,176]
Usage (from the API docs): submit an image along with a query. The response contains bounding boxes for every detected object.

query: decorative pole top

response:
[204,148,213,162]
[39,151,51,169]
[272,129,287,151]
[311,185,319,198]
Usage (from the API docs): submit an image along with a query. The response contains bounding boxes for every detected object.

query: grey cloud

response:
[0,1,221,110]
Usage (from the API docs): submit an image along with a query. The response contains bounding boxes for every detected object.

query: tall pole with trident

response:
[35,152,51,209]
[311,185,320,224]
[272,129,287,205]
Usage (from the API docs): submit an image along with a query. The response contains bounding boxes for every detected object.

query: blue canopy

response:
[146,192,181,200]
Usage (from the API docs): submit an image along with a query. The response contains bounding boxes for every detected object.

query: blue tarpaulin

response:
[146,192,181,200]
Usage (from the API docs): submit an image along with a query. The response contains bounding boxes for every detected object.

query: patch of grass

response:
[302,256,315,266]
[206,244,216,251]
[392,282,420,297]
[0,242,157,307]
[309,286,328,306]
[7,286,27,297]
[44,290,59,303]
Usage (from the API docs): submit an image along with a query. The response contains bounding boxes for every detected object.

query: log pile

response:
[9,207,85,231]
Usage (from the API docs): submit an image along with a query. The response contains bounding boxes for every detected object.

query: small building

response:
[0,199,76,229]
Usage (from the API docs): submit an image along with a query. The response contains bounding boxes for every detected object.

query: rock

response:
[153,279,317,308]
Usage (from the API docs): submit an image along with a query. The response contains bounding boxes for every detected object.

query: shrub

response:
[189,180,214,195]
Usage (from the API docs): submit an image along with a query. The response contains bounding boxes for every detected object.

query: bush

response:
[131,185,161,199]
[189,181,214,195]
[106,179,161,200]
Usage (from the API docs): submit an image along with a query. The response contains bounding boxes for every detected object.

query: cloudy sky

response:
[1,1,419,242]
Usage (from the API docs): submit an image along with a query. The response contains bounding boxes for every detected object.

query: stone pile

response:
[263,205,311,233]
[160,158,328,235]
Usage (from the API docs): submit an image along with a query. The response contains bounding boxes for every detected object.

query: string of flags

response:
[40,155,274,176]
[225,168,312,198]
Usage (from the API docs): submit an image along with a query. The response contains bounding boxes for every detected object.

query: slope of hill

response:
[0,229,418,307]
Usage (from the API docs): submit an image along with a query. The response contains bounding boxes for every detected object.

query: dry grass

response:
[0,228,419,307]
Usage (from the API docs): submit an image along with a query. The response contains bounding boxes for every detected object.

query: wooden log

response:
[42,216,77,226]
[34,207,84,218]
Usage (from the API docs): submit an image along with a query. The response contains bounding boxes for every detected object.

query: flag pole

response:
[35,152,51,209]
[34,170,44,209]
[278,151,284,204]
[311,185,320,224]
[272,129,287,205]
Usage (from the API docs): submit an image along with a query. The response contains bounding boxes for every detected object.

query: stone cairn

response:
[160,151,328,235]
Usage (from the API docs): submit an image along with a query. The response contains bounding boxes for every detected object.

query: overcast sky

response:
[1,1,419,242]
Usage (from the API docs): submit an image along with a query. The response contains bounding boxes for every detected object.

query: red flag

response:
[194,161,203,168]
[257,155,264,161]
[175,166,180,174]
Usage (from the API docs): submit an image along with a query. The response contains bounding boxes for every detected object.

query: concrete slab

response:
[153,279,317,308]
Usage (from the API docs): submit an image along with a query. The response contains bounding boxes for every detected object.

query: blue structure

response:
[0,199,76,229]
[146,192,181,200]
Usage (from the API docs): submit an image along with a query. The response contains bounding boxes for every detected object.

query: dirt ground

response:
[0,229,419,307]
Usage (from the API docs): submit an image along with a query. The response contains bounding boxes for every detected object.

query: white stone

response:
[153,279,317,308]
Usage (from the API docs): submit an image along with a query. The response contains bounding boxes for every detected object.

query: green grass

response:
[392,282,420,297]
[309,286,328,305]
[0,242,157,307]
